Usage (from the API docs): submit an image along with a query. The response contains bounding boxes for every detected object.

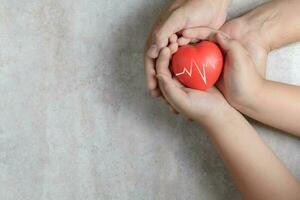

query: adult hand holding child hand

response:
[155,31,263,126]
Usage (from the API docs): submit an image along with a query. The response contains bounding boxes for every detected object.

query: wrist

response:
[199,104,242,135]
[236,79,268,116]
[196,103,236,129]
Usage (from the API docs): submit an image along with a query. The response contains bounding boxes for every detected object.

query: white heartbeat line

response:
[175,58,212,85]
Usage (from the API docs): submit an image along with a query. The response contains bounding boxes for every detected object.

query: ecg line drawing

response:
[175,58,211,85]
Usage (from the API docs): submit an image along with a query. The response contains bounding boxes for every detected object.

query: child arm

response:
[155,47,300,200]
[205,103,300,200]
[239,80,300,137]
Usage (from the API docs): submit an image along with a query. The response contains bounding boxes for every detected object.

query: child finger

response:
[178,37,191,46]
[155,47,173,78]
[157,74,188,111]
[168,43,178,54]
[169,33,178,43]
[144,55,158,91]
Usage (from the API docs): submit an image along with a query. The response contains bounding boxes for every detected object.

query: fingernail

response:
[147,44,159,58]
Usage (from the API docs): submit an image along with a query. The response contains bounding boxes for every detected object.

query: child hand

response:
[155,47,233,125]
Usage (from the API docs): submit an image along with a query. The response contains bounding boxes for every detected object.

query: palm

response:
[172,79,229,120]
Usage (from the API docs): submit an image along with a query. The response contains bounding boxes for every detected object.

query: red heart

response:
[171,41,223,90]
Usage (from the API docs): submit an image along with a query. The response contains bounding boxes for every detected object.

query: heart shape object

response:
[171,41,223,90]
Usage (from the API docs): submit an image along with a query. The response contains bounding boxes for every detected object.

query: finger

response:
[147,44,160,58]
[146,17,162,58]
[168,43,178,54]
[157,74,189,111]
[169,34,178,43]
[154,9,186,50]
[177,37,191,46]
[155,47,173,78]
[183,27,230,42]
[144,55,158,91]
[156,48,189,111]
[145,13,164,88]
[179,38,202,45]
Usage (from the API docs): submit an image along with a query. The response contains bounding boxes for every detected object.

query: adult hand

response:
[145,0,230,97]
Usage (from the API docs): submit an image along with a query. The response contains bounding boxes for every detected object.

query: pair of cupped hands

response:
[145,0,268,125]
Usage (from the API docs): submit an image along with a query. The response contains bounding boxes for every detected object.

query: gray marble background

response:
[0,0,299,199]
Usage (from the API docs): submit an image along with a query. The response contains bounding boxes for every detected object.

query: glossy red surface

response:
[172,41,223,90]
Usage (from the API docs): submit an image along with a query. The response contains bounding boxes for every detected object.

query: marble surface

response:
[0,0,299,199]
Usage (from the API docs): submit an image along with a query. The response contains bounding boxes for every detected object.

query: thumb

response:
[157,74,189,112]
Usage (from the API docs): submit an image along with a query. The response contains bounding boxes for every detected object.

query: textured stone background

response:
[0,0,299,199]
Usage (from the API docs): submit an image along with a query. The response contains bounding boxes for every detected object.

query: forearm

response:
[240,80,300,137]
[241,0,300,51]
[202,107,300,199]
